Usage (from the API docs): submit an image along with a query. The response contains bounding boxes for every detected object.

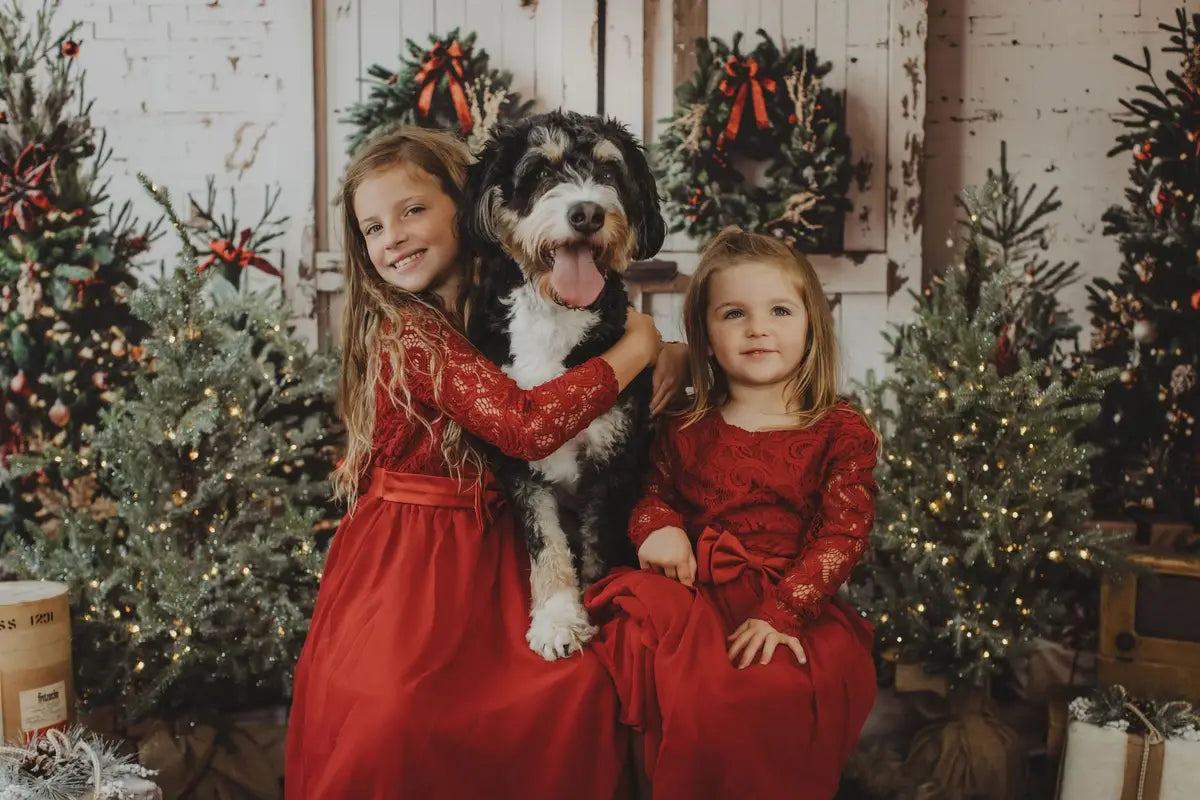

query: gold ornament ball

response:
[110,338,127,357]
[48,399,71,427]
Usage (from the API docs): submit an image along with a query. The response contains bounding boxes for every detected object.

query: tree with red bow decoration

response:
[344,28,534,156]
[654,29,852,252]
[185,176,286,290]
[1087,7,1200,528]
[0,0,159,538]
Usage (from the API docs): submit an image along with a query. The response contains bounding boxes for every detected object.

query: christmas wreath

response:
[344,29,534,155]
[654,29,852,252]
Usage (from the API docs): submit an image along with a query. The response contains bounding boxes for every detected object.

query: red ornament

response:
[9,371,28,395]
[61,40,80,58]
[48,399,70,427]
[1134,140,1152,162]
[92,371,107,389]
[0,111,6,124]
[1191,289,1200,311]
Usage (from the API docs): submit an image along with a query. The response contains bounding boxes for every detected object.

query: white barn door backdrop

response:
[314,0,926,387]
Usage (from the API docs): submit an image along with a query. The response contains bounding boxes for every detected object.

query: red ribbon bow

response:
[717,56,776,147]
[414,40,474,135]
[0,144,57,233]
[696,527,791,585]
[198,228,281,277]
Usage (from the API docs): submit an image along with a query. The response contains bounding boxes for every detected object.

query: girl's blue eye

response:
[772,306,792,316]
[364,223,382,236]
[722,308,744,320]
[406,206,425,217]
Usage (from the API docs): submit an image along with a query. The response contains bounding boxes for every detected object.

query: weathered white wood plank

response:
[533,0,567,111]
[885,0,926,326]
[501,0,539,111]
[561,0,599,114]
[324,0,361,255]
[837,292,889,388]
[706,0,743,43]
[848,0,890,47]
[605,0,644,133]
[816,0,849,94]
[400,0,436,44]
[646,0,674,146]
[782,0,818,47]
[359,0,402,77]
[436,0,468,34]
[845,39,889,250]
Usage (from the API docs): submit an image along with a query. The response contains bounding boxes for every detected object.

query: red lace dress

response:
[286,313,631,799]
[585,404,879,800]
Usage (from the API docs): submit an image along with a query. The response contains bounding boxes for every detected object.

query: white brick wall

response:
[924,0,1189,332]
[68,0,316,337]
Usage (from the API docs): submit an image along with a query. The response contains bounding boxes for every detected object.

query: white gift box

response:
[1057,719,1200,800]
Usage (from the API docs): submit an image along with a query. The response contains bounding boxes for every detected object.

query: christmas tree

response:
[0,0,157,537]
[7,179,338,722]
[851,179,1125,688]
[1087,7,1200,527]
[958,142,1082,372]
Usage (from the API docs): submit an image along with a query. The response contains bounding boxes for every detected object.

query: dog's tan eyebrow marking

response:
[531,126,569,162]
[592,139,624,163]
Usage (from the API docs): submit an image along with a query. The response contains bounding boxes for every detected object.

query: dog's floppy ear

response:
[605,119,666,260]
[458,126,515,259]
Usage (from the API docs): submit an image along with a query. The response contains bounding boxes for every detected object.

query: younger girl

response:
[285,127,666,798]
[586,228,880,799]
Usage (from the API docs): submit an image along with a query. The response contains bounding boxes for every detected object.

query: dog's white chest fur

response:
[502,284,628,486]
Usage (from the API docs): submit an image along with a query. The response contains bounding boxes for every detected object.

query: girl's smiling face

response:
[705,260,811,391]
[353,164,461,302]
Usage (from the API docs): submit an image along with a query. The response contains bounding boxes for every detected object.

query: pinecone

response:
[1172,363,1196,396]
[19,740,58,779]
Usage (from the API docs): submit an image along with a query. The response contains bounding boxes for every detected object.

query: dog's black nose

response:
[568,202,605,234]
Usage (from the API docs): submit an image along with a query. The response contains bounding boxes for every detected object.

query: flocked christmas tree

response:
[0,0,157,537]
[1087,7,1200,527]
[851,173,1126,688]
[7,178,338,722]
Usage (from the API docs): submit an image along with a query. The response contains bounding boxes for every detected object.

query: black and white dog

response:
[461,111,665,659]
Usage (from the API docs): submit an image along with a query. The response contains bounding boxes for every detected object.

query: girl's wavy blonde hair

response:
[682,227,843,430]
[331,126,485,506]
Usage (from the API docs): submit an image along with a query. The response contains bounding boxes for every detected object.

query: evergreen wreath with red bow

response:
[654,30,852,252]
[344,29,534,155]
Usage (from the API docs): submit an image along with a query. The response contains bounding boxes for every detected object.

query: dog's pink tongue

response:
[550,244,605,307]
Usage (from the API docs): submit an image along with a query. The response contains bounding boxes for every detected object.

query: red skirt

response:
[286,470,630,799]
[584,529,877,800]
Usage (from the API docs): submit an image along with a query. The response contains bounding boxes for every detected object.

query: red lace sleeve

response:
[397,313,619,461]
[629,422,686,549]
[758,412,879,636]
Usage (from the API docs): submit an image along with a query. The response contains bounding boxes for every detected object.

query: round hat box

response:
[0,581,74,743]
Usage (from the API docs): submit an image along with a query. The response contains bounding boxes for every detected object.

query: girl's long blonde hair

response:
[682,227,842,429]
[332,126,485,506]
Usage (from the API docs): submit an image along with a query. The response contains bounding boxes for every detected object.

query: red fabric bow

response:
[696,527,791,585]
[198,228,281,277]
[414,40,474,135]
[0,144,57,233]
[717,56,776,147]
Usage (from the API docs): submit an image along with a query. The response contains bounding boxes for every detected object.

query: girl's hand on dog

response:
[651,342,690,416]
[623,309,663,366]
[638,526,696,586]
[727,619,807,669]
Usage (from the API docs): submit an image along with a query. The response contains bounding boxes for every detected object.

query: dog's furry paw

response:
[527,590,596,660]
